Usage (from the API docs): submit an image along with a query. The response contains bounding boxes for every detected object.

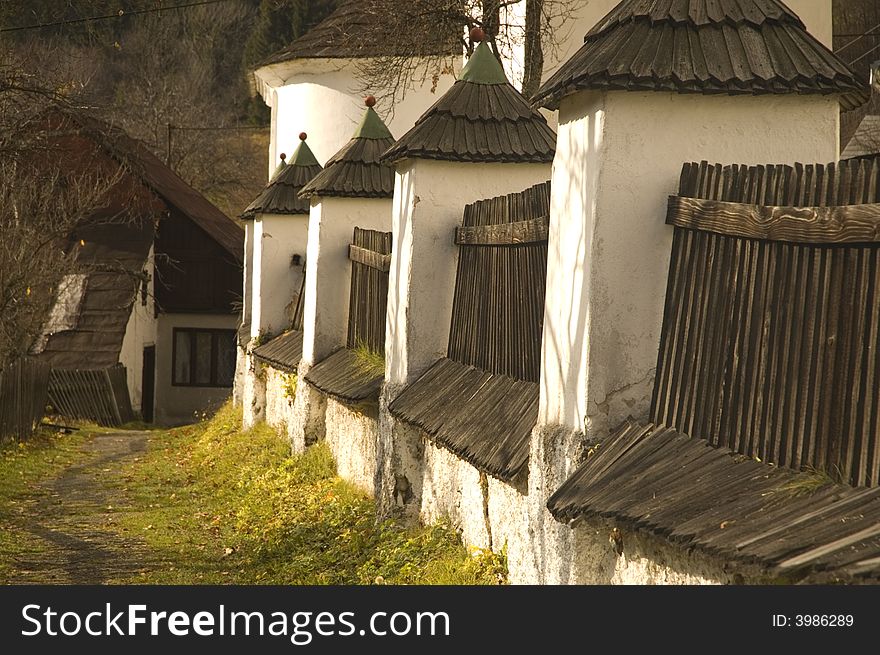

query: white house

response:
[35,112,243,427]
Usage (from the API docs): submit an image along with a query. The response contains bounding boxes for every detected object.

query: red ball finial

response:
[299,132,307,141]
[279,152,286,161]
[365,95,376,108]
[470,27,485,43]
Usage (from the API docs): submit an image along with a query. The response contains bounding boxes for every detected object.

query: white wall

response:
[385,160,552,387]
[154,312,238,426]
[250,213,309,339]
[118,246,158,415]
[790,0,833,47]
[325,398,379,496]
[242,221,254,326]
[258,58,456,175]
[540,91,839,435]
[302,197,392,365]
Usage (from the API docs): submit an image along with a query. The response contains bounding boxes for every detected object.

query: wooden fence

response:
[652,159,880,487]
[0,358,51,442]
[292,262,307,332]
[447,181,551,382]
[48,365,135,427]
[347,228,392,352]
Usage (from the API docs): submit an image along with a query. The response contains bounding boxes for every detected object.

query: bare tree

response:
[350,0,582,104]
[0,45,138,366]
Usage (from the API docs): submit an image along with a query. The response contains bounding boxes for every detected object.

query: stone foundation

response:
[324,397,380,496]
[232,345,247,407]
[263,367,298,440]
[287,362,326,453]
[569,517,760,585]
[241,353,266,430]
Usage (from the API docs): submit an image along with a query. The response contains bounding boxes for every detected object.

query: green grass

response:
[773,466,837,498]
[111,403,507,585]
[0,429,90,579]
[352,342,385,377]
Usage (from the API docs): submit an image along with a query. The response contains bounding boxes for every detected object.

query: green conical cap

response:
[459,41,508,85]
[354,106,393,140]
[289,139,320,166]
[270,158,287,179]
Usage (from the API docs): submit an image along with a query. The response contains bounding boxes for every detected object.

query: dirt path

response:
[5,430,156,584]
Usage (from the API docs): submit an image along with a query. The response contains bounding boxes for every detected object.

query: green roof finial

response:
[270,152,288,178]
[289,132,320,166]
[354,96,394,139]
[460,28,508,85]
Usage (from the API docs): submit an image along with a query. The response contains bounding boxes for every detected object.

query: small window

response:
[172,328,236,388]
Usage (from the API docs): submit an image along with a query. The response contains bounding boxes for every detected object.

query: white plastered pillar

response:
[527,89,841,584]
[242,213,309,430]
[377,159,551,518]
[289,196,392,451]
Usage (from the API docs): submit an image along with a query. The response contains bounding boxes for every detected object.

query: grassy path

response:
[0,405,506,585]
[2,431,155,583]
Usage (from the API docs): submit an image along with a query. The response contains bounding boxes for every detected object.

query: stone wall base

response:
[325,397,380,497]
[287,362,326,453]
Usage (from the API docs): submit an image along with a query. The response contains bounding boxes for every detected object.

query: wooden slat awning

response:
[303,348,383,404]
[548,422,880,583]
[389,358,538,483]
[252,330,303,373]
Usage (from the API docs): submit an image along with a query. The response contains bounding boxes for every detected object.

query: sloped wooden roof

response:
[252,330,304,373]
[389,358,538,482]
[548,422,880,583]
[63,112,244,262]
[533,0,869,111]
[241,139,323,218]
[260,0,457,67]
[304,348,384,403]
[299,106,396,199]
[35,222,154,370]
[383,41,556,164]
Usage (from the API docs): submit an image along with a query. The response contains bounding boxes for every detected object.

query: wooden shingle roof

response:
[299,103,396,199]
[304,348,385,403]
[382,40,556,164]
[61,112,244,262]
[548,422,880,583]
[533,0,869,111]
[389,358,538,483]
[241,137,322,218]
[252,330,304,373]
[260,0,456,68]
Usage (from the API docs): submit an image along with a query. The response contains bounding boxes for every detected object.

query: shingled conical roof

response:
[299,99,396,199]
[533,0,869,111]
[241,136,323,219]
[260,0,457,68]
[382,38,556,164]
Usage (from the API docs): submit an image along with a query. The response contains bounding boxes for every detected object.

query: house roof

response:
[33,221,154,370]
[63,112,244,262]
[382,40,557,164]
[259,0,457,68]
[241,137,323,218]
[299,102,396,199]
[548,422,880,583]
[533,0,870,111]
